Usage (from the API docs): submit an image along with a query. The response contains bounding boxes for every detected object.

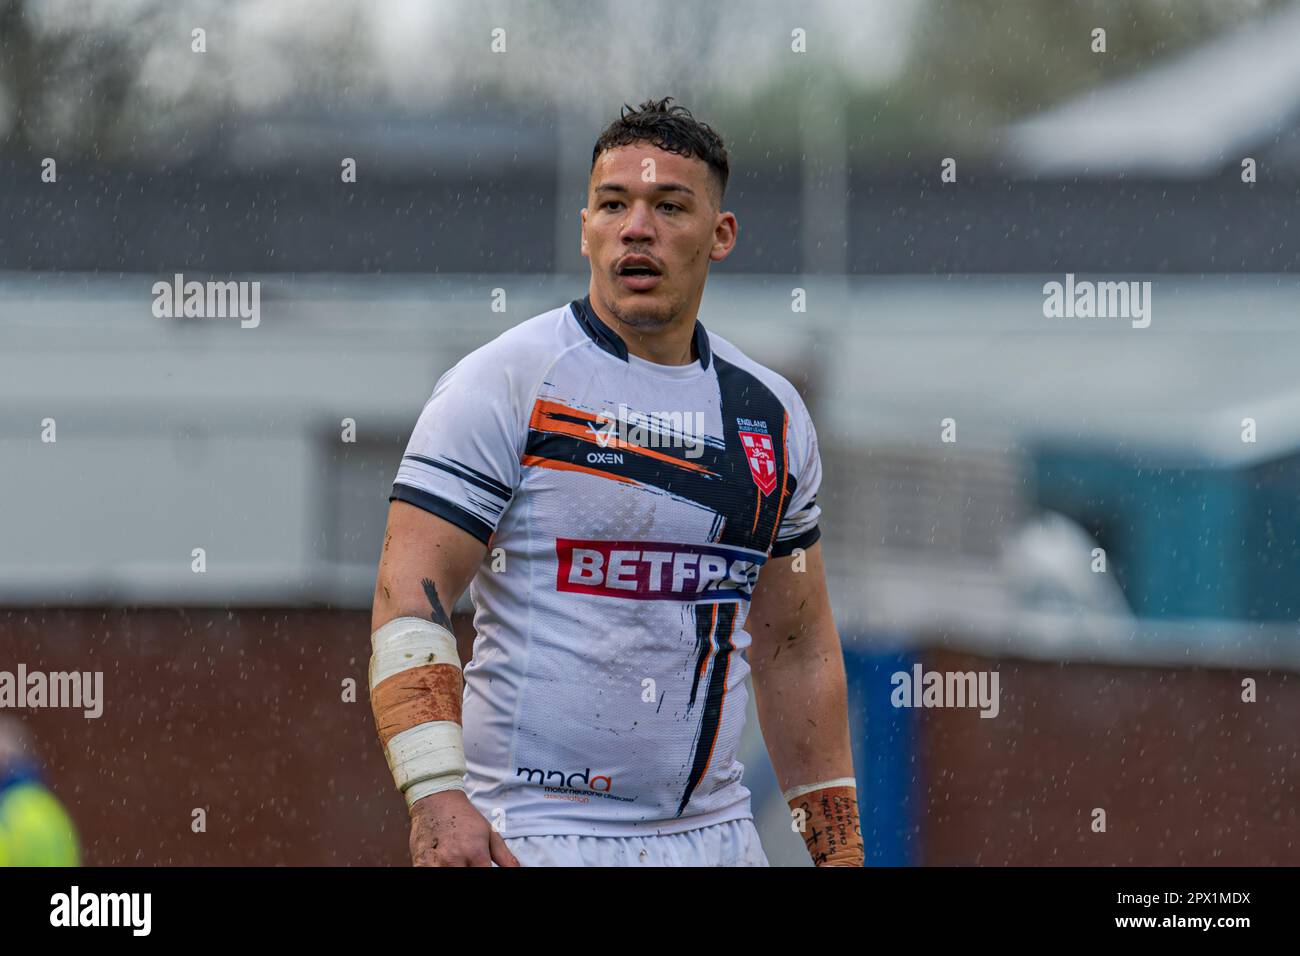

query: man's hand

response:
[409,790,520,867]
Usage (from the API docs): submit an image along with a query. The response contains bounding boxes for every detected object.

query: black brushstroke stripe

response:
[464,488,507,518]
[708,512,724,542]
[677,602,738,817]
[525,432,724,493]
[441,454,514,499]
[404,453,512,501]
[687,604,715,710]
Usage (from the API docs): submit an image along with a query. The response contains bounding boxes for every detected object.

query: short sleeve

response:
[770,394,822,558]
[390,349,526,545]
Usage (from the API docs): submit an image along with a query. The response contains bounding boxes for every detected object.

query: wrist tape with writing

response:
[784,777,864,867]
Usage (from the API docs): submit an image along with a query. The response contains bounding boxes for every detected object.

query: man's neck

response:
[587,292,697,366]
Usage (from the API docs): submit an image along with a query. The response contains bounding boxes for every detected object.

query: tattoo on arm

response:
[421,577,453,630]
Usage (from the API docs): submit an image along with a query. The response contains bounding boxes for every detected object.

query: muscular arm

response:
[747,541,862,865]
[372,499,485,636]
[370,499,518,866]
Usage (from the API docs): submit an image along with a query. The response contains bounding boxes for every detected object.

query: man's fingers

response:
[489,829,521,867]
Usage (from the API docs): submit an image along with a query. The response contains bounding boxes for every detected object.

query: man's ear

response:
[580,208,589,256]
[709,210,738,263]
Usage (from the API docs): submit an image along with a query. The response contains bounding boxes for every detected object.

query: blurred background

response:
[1,0,1298,865]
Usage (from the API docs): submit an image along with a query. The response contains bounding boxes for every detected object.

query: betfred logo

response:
[556,538,764,602]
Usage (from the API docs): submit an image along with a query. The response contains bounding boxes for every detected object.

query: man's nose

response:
[620,200,656,241]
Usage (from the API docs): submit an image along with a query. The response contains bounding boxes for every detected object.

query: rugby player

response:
[370,97,863,867]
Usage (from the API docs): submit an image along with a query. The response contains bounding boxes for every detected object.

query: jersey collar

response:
[570,294,712,371]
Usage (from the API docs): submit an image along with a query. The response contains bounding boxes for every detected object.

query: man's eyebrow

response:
[594,182,697,197]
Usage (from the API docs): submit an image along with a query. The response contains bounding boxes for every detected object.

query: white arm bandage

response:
[369,616,467,809]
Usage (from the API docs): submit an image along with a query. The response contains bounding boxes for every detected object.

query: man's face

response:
[581,142,736,332]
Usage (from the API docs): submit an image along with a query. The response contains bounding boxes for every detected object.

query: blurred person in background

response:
[0,717,79,866]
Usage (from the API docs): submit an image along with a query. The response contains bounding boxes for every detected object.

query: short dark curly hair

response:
[590,97,730,207]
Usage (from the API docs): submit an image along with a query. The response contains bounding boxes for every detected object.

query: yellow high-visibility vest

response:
[0,782,80,867]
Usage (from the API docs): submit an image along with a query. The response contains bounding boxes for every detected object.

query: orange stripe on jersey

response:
[529,398,595,434]
[520,454,643,486]
[528,398,717,476]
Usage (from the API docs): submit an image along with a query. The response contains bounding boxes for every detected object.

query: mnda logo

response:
[516,766,614,792]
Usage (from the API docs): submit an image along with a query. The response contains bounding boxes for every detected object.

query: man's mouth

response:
[616,257,663,291]
[617,258,661,276]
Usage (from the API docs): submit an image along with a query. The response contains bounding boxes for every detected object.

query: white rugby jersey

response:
[391,295,822,838]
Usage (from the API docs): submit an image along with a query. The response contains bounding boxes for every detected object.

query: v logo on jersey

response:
[738,430,777,496]
[589,415,617,449]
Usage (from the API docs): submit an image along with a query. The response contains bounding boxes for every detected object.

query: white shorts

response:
[503,818,769,867]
